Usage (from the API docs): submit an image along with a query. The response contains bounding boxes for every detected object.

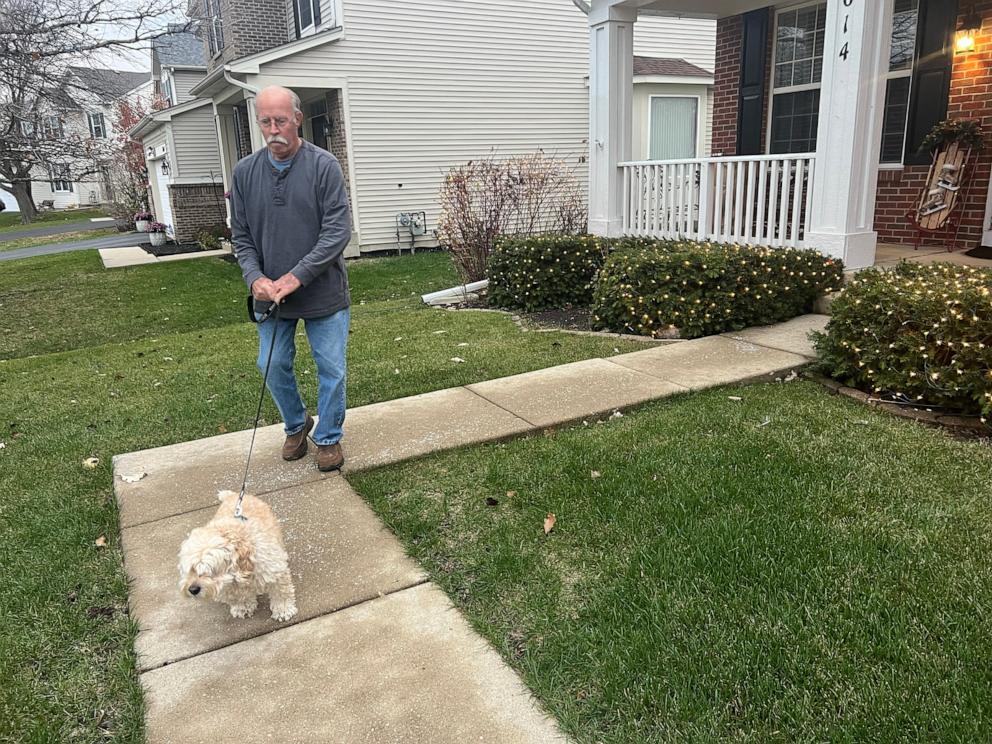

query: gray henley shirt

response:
[231,140,351,319]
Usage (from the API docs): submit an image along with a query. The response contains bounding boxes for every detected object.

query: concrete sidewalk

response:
[0,231,150,262]
[114,315,825,743]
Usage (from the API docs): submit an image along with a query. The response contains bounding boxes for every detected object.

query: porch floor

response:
[874,243,992,270]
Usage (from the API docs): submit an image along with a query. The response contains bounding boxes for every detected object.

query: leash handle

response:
[236,302,281,520]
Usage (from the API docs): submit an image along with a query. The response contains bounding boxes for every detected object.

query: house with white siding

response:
[131,28,227,242]
[27,68,152,210]
[133,0,715,254]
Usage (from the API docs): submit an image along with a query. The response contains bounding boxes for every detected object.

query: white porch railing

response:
[620,153,816,248]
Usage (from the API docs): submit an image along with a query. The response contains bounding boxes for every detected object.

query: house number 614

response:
[839,0,854,60]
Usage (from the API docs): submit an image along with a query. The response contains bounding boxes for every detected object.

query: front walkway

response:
[114,316,825,743]
[875,242,992,270]
[0,231,150,262]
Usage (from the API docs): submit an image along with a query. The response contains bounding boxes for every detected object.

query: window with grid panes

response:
[769,2,826,154]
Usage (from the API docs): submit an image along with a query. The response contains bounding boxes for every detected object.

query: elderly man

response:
[231,85,352,472]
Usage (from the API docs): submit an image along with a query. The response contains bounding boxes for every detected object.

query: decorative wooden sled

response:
[905,142,975,251]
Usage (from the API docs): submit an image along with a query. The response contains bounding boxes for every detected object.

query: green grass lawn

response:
[350,384,992,742]
[0,207,110,233]
[0,227,119,254]
[0,249,647,741]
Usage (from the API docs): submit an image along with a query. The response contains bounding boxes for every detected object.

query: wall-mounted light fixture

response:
[160,159,170,176]
[955,8,982,53]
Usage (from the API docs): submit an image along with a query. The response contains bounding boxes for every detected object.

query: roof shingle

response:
[633,56,712,78]
[153,28,207,68]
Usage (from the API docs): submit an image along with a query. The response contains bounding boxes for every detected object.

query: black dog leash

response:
[235,298,280,520]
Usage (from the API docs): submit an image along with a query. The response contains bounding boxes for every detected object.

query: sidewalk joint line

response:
[140,577,431,674]
[461,385,540,428]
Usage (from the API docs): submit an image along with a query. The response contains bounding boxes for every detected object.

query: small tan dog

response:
[177,490,298,622]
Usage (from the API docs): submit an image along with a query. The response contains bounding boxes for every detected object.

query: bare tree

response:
[0,0,188,223]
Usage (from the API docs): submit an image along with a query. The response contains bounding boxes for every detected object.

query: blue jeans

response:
[255,307,349,446]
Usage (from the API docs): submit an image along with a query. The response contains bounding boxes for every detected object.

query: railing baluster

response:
[744,160,756,243]
[756,160,767,243]
[713,162,723,243]
[778,159,790,248]
[722,162,733,241]
[697,161,712,242]
[733,161,745,242]
[767,160,779,246]
[802,157,815,246]
[790,159,804,247]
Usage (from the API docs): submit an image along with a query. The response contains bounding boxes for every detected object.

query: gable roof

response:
[633,56,711,77]
[153,27,207,68]
[68,67,151,101]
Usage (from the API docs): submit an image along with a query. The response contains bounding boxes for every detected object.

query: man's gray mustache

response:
[266,135,290,146]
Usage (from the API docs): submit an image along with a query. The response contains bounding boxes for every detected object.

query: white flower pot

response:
[135,220,150,232]
[149,232,167,247]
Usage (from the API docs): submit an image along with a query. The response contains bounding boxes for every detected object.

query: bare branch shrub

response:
[437,150,587,282]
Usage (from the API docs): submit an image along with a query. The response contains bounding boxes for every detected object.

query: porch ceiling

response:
[610,0,770,19]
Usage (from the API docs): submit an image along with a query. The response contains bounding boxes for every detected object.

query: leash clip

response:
[234,487,248,521]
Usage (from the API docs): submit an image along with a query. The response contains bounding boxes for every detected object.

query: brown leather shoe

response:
[316,442,344,472]
[281,414,314,461]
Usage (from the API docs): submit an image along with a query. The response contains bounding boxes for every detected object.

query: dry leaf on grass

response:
[82,457,99,469]
[218,425,228,433]
[506,490,517,499]
[120,472,146,483]
[450,357,466,363]
[94,535,107,548]
[544,513,556,534]
[590,470,601,479]
[0,442,5,450]
[727,396,743,401]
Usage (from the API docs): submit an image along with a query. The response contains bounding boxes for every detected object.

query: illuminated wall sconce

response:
[955,9,982,53]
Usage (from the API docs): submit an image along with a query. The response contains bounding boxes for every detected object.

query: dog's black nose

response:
[188,585,201,596]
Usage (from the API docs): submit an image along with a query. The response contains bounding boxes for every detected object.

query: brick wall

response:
[875,2,992,247]
[169,183,228,244]
[711,15,742,155]
[325,89,352,210]
[191,0,289,72]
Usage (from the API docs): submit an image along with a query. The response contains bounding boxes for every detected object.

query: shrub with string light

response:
[592,242,842,339]
[813,263,992,422]
[488,234,656,311]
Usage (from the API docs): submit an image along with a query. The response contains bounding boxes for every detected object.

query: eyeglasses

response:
[257,117,292,129]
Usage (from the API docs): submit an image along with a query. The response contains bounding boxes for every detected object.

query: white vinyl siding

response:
[257,0,594,251]
[632,83,711,161]
[171,105,222,181]
[171,70,205,104]
[633,16,716,72]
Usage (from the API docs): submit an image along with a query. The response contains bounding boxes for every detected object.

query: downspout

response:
[572,0,590,14]
[222,67,263,151]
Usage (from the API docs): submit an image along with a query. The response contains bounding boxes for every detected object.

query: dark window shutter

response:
[903,0,958,165]
[313,0,321,29]
[291,0,301,39]
[736,9,770,156]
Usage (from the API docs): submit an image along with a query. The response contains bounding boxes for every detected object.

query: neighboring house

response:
[28,68,152,209]
[131,0,715,254]
[588,0,992,268]
[131,28,225,241]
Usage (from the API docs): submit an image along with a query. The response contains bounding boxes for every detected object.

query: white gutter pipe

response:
[572,0,590,14]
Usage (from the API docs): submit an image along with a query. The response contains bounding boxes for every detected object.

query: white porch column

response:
[805,0,893,269]
[588,2,636,237]
[245,96,264,153]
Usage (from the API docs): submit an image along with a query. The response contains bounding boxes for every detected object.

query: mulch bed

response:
[452,293,598,332]
[142,242,207,257]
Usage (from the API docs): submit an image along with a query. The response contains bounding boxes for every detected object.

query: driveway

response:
[0,218,118,242]
[0,232,151,262]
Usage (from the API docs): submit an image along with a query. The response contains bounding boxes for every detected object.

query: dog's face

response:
[177,526,253,600]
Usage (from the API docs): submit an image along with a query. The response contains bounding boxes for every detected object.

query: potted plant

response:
[147,222,168,247]
[134,211,153,232]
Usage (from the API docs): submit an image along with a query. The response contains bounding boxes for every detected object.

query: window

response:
[162,76,174,107]
[50,164,72,193]
[294,0,320,35]
[42,115,62,139]
[205,0,224,56]
[87,112,107,139]
[19,120,34,137]
[769,2,826,154]
[879,0,919,164]
[648,96,698,160]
